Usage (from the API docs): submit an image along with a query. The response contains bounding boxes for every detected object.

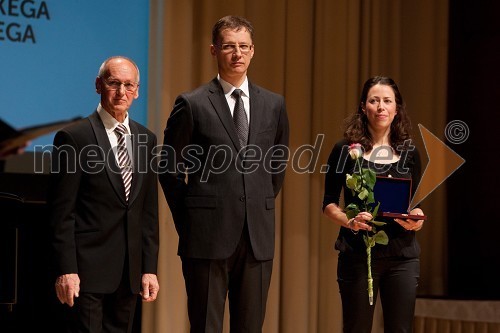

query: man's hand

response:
[140,273,159,302]
[55,273,80,307]
[0,142,30,159]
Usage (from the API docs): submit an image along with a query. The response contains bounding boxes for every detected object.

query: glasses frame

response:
[216,43,254,55]
[101,78,139,93]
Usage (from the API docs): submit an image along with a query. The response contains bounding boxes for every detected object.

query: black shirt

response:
[323,139,422,259]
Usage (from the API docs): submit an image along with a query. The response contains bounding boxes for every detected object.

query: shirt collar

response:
[97,103,131,134]
[218,75,250,98]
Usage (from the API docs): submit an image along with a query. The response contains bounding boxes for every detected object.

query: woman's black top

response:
[322,139,423,259]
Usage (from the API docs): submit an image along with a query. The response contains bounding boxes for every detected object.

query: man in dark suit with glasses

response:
[160,15,290,333]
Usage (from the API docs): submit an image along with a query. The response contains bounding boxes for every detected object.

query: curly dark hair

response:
[344,76,412,152]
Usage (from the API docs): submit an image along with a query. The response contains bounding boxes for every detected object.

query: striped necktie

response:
[115,124,132,201]
[231,89,249,148]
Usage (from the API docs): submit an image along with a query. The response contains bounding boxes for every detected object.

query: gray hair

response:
[97,56,140,83]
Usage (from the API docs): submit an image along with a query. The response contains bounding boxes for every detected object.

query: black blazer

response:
[160,78,289,261]
[48,111,159,294]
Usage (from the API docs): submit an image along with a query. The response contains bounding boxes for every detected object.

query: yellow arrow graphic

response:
[410,124,466,209]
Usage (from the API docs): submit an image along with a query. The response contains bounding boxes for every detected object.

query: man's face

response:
[95,58,139,118]
[211,28,254,82]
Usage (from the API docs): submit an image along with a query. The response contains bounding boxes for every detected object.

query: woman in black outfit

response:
[323,76,425,333]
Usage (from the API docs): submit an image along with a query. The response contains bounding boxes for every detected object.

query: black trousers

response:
[181,226,273,333]
[337,253,420,333]
[67,269,137,333]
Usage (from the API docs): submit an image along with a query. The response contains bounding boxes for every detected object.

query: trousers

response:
[337,253,420,333]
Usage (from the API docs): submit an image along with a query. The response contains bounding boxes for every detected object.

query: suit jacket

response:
[159,78,289,261]
[48,111,159,294]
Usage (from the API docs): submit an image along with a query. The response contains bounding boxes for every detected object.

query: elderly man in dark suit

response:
[48,56,160,332]
[159,15,290,333]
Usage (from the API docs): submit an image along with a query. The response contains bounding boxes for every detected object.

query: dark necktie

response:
[115,124,132,201]
[231,89,249,148]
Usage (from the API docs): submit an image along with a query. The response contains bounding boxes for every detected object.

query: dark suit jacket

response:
[159,78,289,261]
[48,111,159,294]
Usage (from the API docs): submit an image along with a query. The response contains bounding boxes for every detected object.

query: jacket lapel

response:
[207,78,242,150]
[128,120,142,205]
[88,111,127,204]
[247,82,262,145]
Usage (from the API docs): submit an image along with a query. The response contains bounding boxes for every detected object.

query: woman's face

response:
[362,83,397,132]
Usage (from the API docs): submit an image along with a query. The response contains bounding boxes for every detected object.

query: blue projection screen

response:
[0,0,149,150]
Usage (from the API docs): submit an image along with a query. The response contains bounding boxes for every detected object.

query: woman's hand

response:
[394,208,425,231]
[347,211,373,232]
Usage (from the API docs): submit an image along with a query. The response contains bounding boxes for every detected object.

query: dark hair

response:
[344,76,412,152]
[212,15,254,45]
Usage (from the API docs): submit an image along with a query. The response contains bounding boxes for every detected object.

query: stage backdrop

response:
[0,0,149,150]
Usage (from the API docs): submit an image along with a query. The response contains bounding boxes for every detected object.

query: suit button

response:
[239,196,245,202]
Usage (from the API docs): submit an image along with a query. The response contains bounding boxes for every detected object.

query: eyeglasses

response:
[102,79,139,92]
[217,43,253,54]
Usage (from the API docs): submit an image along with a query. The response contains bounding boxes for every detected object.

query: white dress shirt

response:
[218,75,250,124]
[96,104,133,167]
